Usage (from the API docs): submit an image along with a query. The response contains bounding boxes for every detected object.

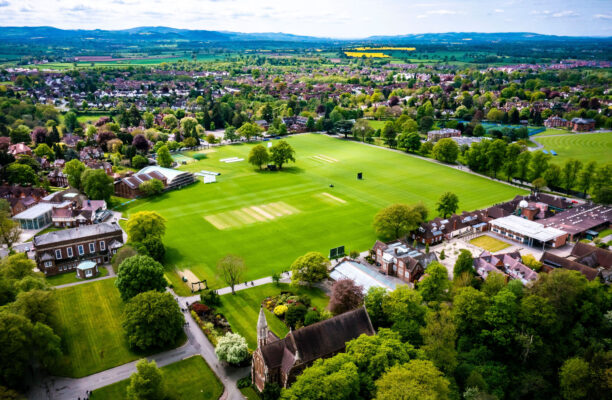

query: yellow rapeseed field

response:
[344,51,390,58]
[353,46,416,51]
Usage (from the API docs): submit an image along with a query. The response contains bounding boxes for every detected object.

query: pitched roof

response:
[33,223,122,246]
[540,251,600,281]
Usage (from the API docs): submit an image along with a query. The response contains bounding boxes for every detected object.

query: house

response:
[48,169,68,187]
[13,202,55,230]
[8,143,32,157]
[541,242,611,283]
[114,169,169,198]
[412,211,489,245]
[489,215,568,249]
[372,240,437,284]
[473,250,538,284]
[0,185,47,216]
[32,222,124,276]
[570,118,595,132]
[427,128,461,141]
[544,116,569,128]
[251,306,374,391]
[76,260,99,279]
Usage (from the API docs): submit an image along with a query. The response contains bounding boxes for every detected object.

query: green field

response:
[216,283,329,349]
[90,356,223,400]
[45,266,109,286]
[53,278,183,377]
[533,128,573,137]
[536,132,612,165]
[470,235,511,252]
[121,134,526,289]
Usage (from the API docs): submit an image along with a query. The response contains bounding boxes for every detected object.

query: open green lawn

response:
[53,278,184,377]
[121,134,526,289]
[366,120,389,130]
[470,235,511,252]
[90,356,223,400]
[216,283,329,349]
[533,128,574,137]
[241,387,262,400]
[46,266,109,286]
[536,132,612,165]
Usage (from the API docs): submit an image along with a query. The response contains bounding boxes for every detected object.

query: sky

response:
[1,0,611,38]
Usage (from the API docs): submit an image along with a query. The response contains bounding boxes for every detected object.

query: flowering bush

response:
[274,305,288,316]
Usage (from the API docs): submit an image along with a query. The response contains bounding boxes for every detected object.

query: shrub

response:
[274,305,288,317]
[285,304,308,328]
[215,332,249,365]
[349,250,359,259]
[200,290,220,307]
[191,302,210,316]
[304,309,321,326]
[193,153,207,160]
[440,250,445,260]
[237,376,251,389]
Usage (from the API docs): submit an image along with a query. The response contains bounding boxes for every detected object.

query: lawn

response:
[470,235,511,252]
[366,120,389,130]
[216,283,329,349]
[53,278,184,377]
[536,132,612,165]
[90,356,223,400]
[45,266,109,286]
[241,387,262,400]
[533,128,573,137]
[120,133,526,289]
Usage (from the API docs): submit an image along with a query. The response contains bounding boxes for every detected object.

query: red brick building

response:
[571,117,595,132]
[372,240,438,284]
[32,222,124,276]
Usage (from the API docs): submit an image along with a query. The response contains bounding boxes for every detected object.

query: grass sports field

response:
[121,134,526,289]
[216,283,329,349]
[536,132,612,165]
[53,278,184,377]
[90,356,223,400]
[470,235,511,252]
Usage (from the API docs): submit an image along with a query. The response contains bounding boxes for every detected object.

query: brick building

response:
[372,240,438,284]
[32,222,124,276]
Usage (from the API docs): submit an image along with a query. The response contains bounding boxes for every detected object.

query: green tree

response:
[397,132,421,152]
[6,164,36,185]
[373,203,427,240]
[364,286,389,328]
[502,144,521,182]
[383,286,426,343]
[63,111,78,132]
[142,112,155,129]
[62,159,86,189]
[115,255,166,301]
[290,252,329,287]
[131,155,148,169]
[162,114,178,130]
[486,139,507,179]
[248,144,269,170]
[281,353,360,400]
[454,249,474,278]
[218,254,246,295]
[577,161,596,196]
[9,289,56,326]
[436,192,459,218]
[138,179,165,197]
[236,122,263,141]
[215,332,249,365]
[418,262,450,303]
[126,359,166,400]
[352,119,374,142]
[374,360,450,400]
[269,140,296,169]
[122,291,184,351]
[530,151,551,181]
[591,163,612,204]
[420,141,434,156]
[180,117,198,138]
[0,213,21,251]
[126,211,166,243]
[515,151,532,183]
[420,305,457,374]
[156,145,173,168]
[544,164,562,188]
[432,138,459,163]
[452,287,489,335]
[561,159,583,193]
[33,143,54,160]
[224,126,238,142]
[111,245,139,271]
[81,169,114,201]
[10,125,31,144]
[559,357,589,400]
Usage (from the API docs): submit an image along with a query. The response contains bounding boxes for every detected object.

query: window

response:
[44,261,52,268]
[100,241,106,251]
[85,269,93,278]
[67,247,73,258]
[55,249,62,259]
[89,243,95,253]
[78,245,84,255]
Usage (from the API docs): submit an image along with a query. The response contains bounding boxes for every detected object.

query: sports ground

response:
[121,134,527,289]
[535,132,612,165]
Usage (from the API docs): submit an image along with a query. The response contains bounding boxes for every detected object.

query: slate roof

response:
[570,242,612,269]
[540,251,600,281]
[259,307,374,370]
[33,223,122,246]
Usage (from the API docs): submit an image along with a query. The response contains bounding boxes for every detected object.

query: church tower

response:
[257,305,269,347]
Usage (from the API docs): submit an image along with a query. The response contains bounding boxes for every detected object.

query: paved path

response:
[52,266,116,289]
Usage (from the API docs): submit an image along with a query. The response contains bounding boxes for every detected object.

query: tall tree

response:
[544,164,562,188]
[0,213,21,251]
[217,255,246,295]
[502,144,521,182]
[328,279,364,315]
[156,145,173,168]
[81,169,114,201]
[126,359,166,400]
[290,252,329,287]
[269,140,296,170]
[420,305,457,374]
[530,151,551,181]
[577,161,597,196]
[515,151,532,183]
[561,159,583,193]
[248,144,269,170]
[432,138,459,163]
[352,119,374,142]
[418,261,450,303]
[486,139,507,179]
[215,332,249,365]
[374,203,427,240]
[62,159,86,189]
[454,249,474,279]
[115,255,167,301]
[591,163,612,204]
[436,192,459,218]
[126,211,166,243]
[374,360,450,400]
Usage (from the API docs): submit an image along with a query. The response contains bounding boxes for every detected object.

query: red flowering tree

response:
[328,279,364,315]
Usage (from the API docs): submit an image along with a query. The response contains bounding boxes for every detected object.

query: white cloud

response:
[552,10,579,18]
[494,9,504,13]
[530,10,551,15]
[594,13,612,20]
[416,9,465,18]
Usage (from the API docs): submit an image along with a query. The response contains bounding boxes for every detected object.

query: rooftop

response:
[77,261,96,270]
[33,222,122,246]
[490,215,566,242]
[13,202,55,219]
[330,260,400,292]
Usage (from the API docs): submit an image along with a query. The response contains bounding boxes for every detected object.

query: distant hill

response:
[0,26,609,44]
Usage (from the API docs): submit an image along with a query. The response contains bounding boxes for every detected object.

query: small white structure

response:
[330,260,399,293]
